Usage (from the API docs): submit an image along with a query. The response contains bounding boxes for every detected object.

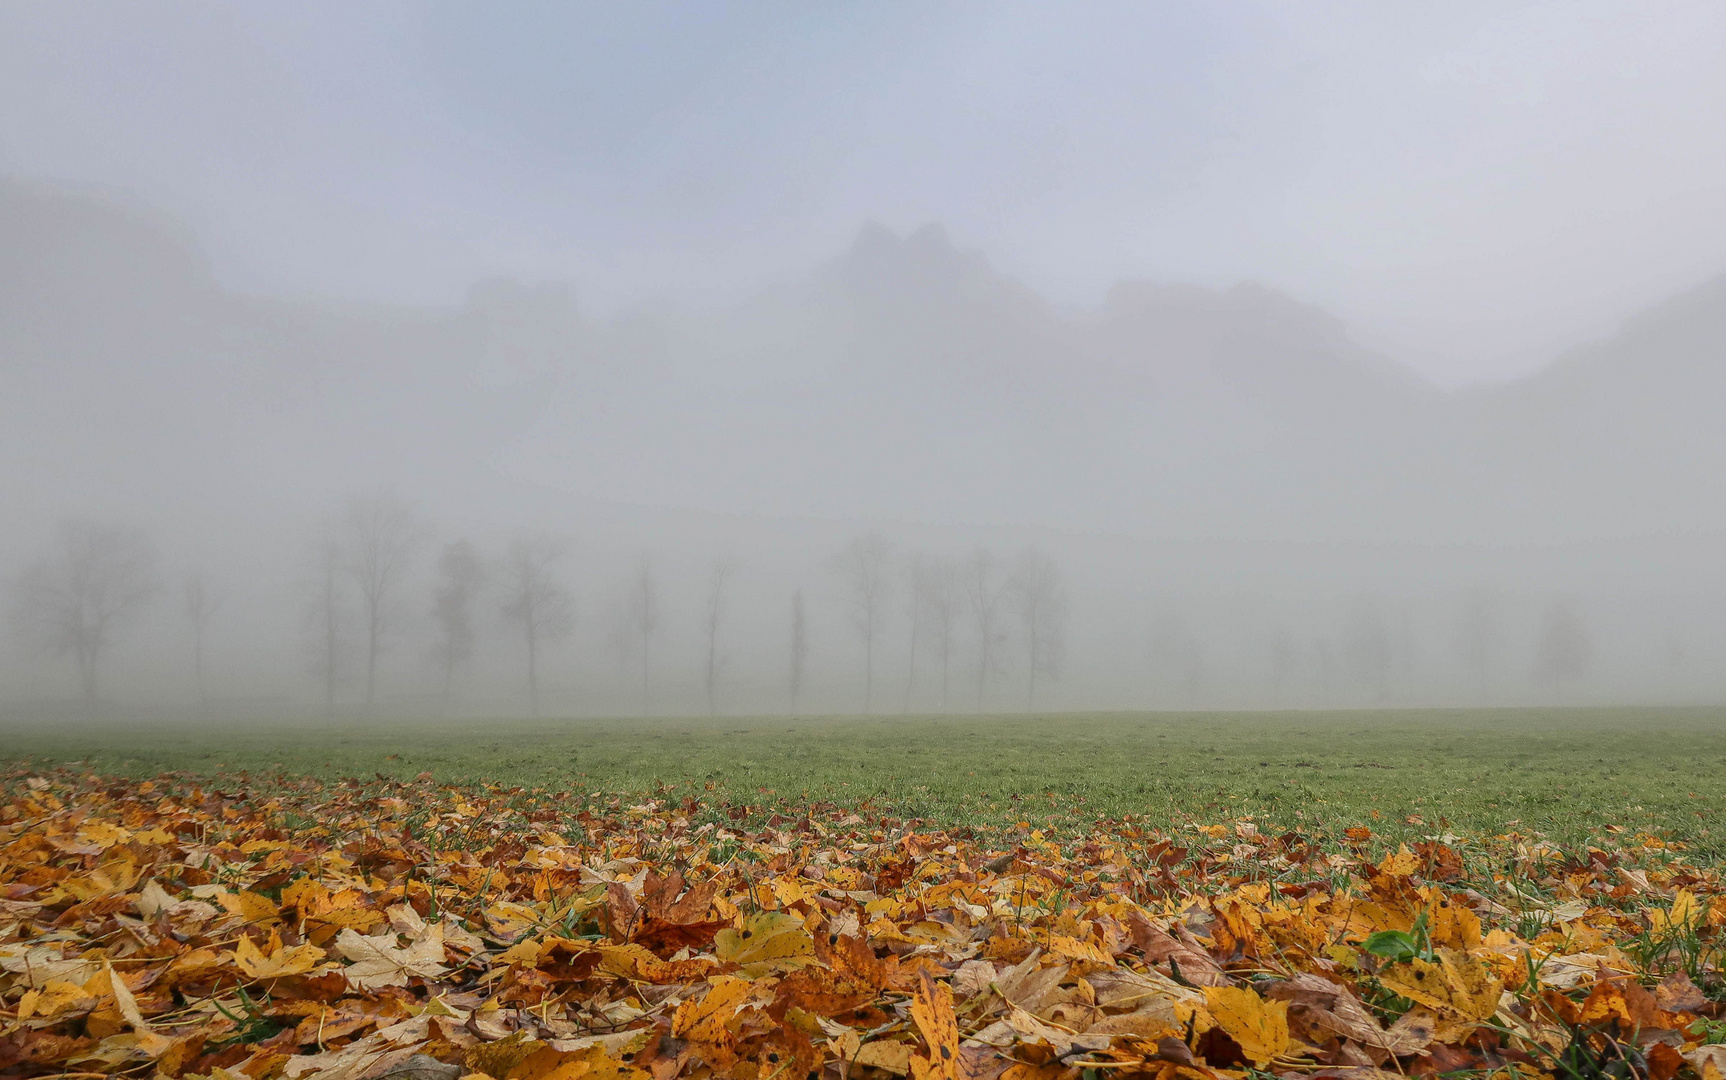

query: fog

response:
[3,4,1726,718]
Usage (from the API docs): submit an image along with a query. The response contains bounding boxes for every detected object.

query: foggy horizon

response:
[4,4,1726,720]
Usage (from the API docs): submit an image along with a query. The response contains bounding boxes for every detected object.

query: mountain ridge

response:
[3,177,1723,544]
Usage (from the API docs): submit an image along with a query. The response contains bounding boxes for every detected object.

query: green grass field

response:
[5,707,1725,849]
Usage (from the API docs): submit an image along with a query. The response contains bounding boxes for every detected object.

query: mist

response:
[4,4,1726,720]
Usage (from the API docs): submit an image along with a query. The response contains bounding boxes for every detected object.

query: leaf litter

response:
[5,768,1726,1080]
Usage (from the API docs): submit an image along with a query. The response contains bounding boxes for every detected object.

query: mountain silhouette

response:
[3,177,1722,544]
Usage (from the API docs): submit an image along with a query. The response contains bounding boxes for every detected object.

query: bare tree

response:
[11,519,159,705]
[1150,614,1201,700]
[1535,598,1592,687]
[901,552,928,712]
[789,588,807,713]
[1267,628,1296,702]
[1344,598,1392,700]
[626,555,661,714]
[183,570,224,708]
[964,547,1006,711]
[498,533,574,716]
[920,556,962,711]
[832,533,894,713]
[1150,612,1205,701]
[701,560,733,716]
[1003,549,1066,709]
[340,489,425,713]
[1455,588,1498,695]
[430,540,486,704]
[301,525,348,717]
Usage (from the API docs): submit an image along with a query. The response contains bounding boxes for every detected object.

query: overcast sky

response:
[3,1,1724,386]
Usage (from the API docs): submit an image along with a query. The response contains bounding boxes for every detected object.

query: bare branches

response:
[916,555,962,711]
[627,555,660,714]
[498,532,574,716]
[10,519,159,704]
[789,588,807,713]
[1003,548,1066,709]
[301,525,349,717]
[832,533,894,713]
[430,540,486,704]
[341,489,426,713]
[964,547,1004,711]
[701,560,734,716]
[183,570,223,707]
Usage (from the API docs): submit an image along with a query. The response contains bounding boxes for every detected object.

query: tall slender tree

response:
[1535,598,1592,688]
[11,519,159,705]
[430,540,486,705]
[628,555,660,714]
[832,534,894,713]
[498,533,574,717]
[301,526,347,717]
[902,552,932,712]
[1003,549,1066,709]
[965,548,1005,711]
[921,557,962,711]
[788,588,807,714]
[183,570,223,709]
[701,560,733,716]
[340,489,425,713]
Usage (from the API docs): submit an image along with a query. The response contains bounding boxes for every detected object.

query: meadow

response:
[6,705,1725,848]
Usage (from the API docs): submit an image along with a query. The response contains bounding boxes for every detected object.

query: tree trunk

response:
[705,629,717,717]
[1026,609,1037,710]
[903,613,919,714]
[364,616,379,713]
[78,642,98,705]
[526,624,539,718]
[193,625,207,710]
[864,629,873,715]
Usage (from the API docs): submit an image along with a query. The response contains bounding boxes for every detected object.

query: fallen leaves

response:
[1203,984,1290,1067]
[334,924,451,990]
[714,911,817,975]
[910,969,962,1080]
[1375,948,1503,1022]
[2,766,1726,1080]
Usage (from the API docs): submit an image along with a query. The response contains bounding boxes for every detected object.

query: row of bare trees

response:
[828,535,1068,713]
[5,519,233,706]
[304,491,583,716]
[9,520,161,704]
[0,510,1072,714]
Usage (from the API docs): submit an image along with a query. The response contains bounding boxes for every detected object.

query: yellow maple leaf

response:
[1048,933,1114,965]
[280,877,329,911]
[1203,984,1290,1066]
[508,1043,649,1080]
[1377,948,1502,1022]
[672,977,757,1045]
[714,911,817,975]
[1651,889,1701,933]
[909,969,961,1080]
[1424,893,1483,951]
[855,1041,914,1076]
[1377,847,1418,878]
[467,1031,546,1079]
[217,889,280,926]
[233,934,327,979]
[23,978,97,1021]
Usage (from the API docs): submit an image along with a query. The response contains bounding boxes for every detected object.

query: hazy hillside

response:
[7,178,1722,546]
[1453,272,1726,540]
